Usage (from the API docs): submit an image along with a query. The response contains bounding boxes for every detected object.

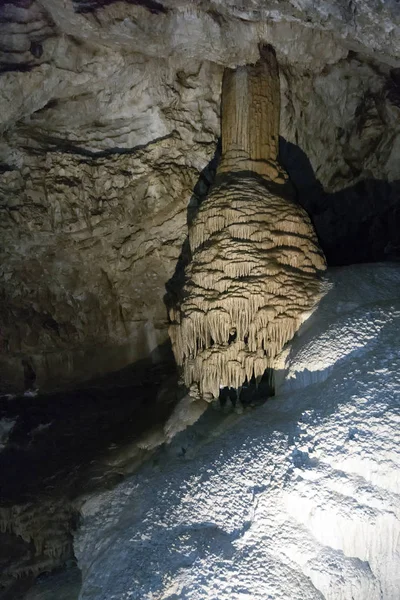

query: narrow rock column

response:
[169,46,326,402]
[218,46,284,181]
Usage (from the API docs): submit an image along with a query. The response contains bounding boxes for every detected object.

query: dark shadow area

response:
[219,370,274,409]
[0,341,179,505]
[73,0,167,14]
[279,138,400,265]
[164,140,221,316]
[13,128,176,158]
[0,341,184,597]
[0,563,81,600]
[0,63,36,74]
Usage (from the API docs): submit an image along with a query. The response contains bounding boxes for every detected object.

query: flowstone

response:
[169,46,326,400]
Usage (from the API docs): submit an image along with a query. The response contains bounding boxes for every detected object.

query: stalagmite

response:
[169,45,326,401]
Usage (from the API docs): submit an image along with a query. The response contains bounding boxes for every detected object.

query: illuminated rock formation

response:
[169,46,326,401]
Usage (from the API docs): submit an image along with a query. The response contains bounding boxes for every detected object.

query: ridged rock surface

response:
[169,46,326,398]
[170,174,326,398]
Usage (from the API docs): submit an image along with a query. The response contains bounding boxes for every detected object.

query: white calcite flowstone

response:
[75,263,400,600]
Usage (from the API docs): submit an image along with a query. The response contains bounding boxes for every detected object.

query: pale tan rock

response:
[219,46,283,180]
[169,47,326,400]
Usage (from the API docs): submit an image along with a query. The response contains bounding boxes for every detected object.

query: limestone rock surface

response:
[74,263,400,600]
[1,0,399,391]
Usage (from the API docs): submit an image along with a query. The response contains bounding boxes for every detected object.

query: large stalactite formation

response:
[169,46,327,401]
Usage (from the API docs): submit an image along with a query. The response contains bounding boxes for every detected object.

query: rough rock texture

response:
[0,51,221,392]
[169,49,326,399]
[74,263,400,600]
[0,134,218,391]
[170,173,326,399]
[0,1,399,593]
[0,354,186,595]
[218,49,284,179]
[0,500,75,586]
[280,57,400,265]
[1,0,399,392]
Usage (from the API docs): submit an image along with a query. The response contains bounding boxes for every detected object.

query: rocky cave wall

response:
[1,0,400,393]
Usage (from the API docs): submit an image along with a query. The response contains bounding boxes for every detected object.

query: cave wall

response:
[279,56,400,264]
[0,30,222,391]
[1,0,399,392]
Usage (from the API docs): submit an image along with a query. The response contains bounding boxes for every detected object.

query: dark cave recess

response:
[280,138,400,266]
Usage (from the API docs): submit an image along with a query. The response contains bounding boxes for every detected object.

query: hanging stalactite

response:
[168,45,326,401]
